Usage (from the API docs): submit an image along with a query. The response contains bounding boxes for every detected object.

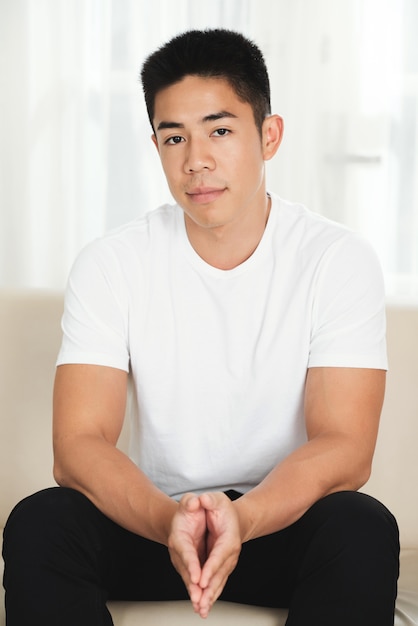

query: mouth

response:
[185,187,225,205]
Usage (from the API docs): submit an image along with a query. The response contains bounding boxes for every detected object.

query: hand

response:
[167,493,207,612]
[196,492,243,619]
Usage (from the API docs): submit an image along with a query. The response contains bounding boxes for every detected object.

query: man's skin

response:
[53,75,385,619]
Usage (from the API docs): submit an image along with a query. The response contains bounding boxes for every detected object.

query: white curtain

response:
[1,0,417,303]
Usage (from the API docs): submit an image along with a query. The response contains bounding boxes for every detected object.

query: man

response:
[3,29,399,625]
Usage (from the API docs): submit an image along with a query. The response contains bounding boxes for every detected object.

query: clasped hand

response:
[168,491,242,619]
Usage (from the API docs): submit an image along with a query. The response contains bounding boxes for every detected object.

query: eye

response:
[212,128,230,137]
[165,135,184,145]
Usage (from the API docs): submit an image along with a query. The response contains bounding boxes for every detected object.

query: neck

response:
[184,194,271,270]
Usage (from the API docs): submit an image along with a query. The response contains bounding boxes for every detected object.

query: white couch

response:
[1,289,417,625]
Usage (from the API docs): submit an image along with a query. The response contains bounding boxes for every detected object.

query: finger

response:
[197,569,230,619]
[200,537,240,589]
[170,542,202,585]
[200,490,225,512]
[200,554,237,595]
[168,493,206,582]
[188,582,203,612]
[180,492,201,514]
[188,552,203,585]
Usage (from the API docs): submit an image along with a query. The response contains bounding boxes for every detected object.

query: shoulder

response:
[271,192,351,242]
[72,203,180,271]
[269,192,379,268]
[92,202,179,251]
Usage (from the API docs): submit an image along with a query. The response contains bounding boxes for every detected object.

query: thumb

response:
[180,492,201,513]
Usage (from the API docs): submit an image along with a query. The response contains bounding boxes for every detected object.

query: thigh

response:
[3,487,188,604]
[220,514,301,608]
[221,490,399,620]
[285,490,399,625]
[100,508,188,601]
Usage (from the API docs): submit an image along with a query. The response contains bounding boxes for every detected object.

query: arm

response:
[53,363,209,606]
[53,363,178,544]
[235,366,385,541]
[195,366,385,617]
[54,364,213,608]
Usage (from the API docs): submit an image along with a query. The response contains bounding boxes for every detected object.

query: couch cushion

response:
[395,550,418,625]
[108,600,286,625]
[0,290,62,528]
[1,548,417,625]
[361,308,418,549]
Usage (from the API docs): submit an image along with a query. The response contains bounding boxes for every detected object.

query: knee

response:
[3,487,92,558]
[325,491,398,536]
[313,491,399,560]
[293,492,399,621]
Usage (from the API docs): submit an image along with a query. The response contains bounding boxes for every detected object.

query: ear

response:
[151,133,159,153]
[262,115,284,161]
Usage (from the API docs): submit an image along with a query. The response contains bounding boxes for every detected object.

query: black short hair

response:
[140,29,271,134]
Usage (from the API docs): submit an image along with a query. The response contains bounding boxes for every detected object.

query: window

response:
[1,0,417,304]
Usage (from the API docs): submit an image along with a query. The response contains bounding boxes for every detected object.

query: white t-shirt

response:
[57,193,387,499]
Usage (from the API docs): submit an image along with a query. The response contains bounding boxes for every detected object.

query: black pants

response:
[2,487,399,625]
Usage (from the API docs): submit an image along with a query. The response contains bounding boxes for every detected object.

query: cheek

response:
[229,148,264,184]
[159,155,180,184]
[220,142,257,171]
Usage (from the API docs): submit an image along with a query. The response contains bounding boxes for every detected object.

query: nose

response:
[184,137,215,173]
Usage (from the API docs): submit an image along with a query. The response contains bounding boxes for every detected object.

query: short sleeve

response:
[308,234,387,370]
[56,240,130,371]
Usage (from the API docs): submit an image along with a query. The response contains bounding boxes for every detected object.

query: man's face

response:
[152,75,278,233]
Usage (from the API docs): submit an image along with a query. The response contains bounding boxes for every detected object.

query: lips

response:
[186,187,225,204]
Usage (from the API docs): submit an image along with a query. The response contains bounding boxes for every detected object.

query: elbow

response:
[356,461,373,491]
[52,434,79,488]
[53,458,66,487]
[52,439,63,485]
[52,449,74,488]
[346,458,373,492]
[325,450,374,495]
[340,434,375,492]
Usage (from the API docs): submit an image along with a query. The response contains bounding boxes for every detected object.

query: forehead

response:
[153,75,252,126]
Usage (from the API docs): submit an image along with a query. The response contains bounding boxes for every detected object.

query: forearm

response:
[234,432,372,543]
[53,434,178,545]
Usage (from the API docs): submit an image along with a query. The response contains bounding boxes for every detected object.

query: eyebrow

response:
[156,110,238,131]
